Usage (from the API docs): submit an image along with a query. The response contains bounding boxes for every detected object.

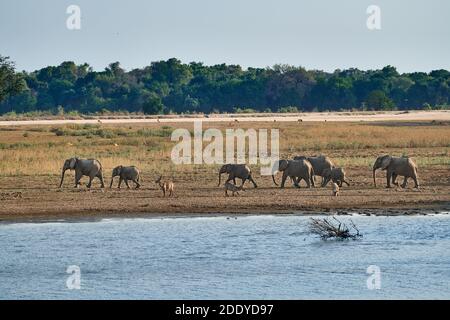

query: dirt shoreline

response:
[1,205,449,224]
[1,169,449,222]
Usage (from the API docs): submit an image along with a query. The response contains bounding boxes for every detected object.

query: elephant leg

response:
[392,173,399,186]
[125,179,131,189]
[413,175,419,189]
[248,175,258,188]
[321,177,329,188]
[87,176,94,189]
[386,171,393,188]
[241,178,247,187]
[293,177,300,188]
[133,179,141,189]
[289,177,295,186]
[74,171,82,188]
[92,174,105,189]
[310,176,315,188]
[305,177,311,188]
[281,173,288,188]
[401,176,408,188]
[343,180,350,186]
[118,178,123,189]
[98,174,105,188]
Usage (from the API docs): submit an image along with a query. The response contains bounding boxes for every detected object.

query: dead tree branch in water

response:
[308,217,362,240]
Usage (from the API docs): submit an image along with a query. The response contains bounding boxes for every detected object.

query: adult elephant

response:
[373,155,419,189]
[59,157,105,189]
[218,164,257,188]
[272,159,315,188]
[293,155,334,186]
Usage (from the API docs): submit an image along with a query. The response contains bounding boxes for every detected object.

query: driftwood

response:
[309,217,362,240]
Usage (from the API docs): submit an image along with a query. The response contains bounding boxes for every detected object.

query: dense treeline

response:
[0,55,449,115]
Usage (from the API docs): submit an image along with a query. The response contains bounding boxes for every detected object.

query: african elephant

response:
[293,155,334,186]
[373,155,419,188]
[321,167,350,187]
[272,159,315,188]
[59,158,105,189]
[110,165,141,189]
[218,164,258,188]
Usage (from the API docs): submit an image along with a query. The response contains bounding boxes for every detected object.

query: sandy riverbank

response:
[0,166,449,223]
[1,110,449,126]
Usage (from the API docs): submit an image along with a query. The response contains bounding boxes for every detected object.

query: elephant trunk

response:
[218,172,222,186]
[109,177,114,188]
[373,168,377,187]
[59,169,67,188]
[272,174,279,186]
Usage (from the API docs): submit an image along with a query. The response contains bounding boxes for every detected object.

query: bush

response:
[277,106,299,113]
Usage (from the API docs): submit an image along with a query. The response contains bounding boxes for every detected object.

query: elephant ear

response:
[380,156,392,170]
[279,160,289,171]
[69,158,77,169]
[219,164,228,174]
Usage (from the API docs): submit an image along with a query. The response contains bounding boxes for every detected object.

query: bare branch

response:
[308,217,363,240]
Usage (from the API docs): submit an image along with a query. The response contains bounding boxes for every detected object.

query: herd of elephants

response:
[58,154,420,195]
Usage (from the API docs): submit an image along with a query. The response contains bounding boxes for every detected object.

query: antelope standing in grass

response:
[155,176,174,197]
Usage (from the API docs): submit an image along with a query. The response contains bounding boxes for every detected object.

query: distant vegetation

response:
[0,55,449,115]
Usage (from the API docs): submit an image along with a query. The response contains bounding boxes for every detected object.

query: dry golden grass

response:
[0,121,449,177]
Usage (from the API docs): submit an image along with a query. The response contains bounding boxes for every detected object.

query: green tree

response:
[142,93,165,114]
[366,90,395,110]
[0,55,25,103]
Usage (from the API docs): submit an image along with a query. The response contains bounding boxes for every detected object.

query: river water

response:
[0,214,449,299]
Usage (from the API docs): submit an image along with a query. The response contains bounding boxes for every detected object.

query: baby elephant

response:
[224,182,245,197]
[110,165,141,189]
[322,167,350,187]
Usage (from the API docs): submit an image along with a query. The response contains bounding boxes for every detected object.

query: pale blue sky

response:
[1,0,449,72]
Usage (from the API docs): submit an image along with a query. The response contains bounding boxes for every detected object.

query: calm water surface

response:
[0,214,449,299]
